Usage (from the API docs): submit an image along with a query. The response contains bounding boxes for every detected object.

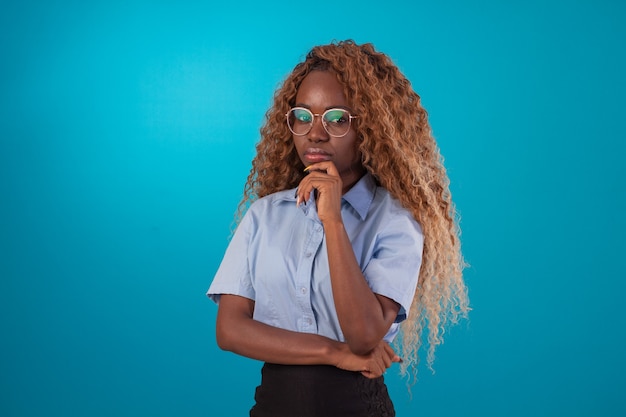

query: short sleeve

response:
[363,213,423,323]
[207,212,256,304]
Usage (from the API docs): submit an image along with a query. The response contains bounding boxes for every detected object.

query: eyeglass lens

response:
[287,108,352,137]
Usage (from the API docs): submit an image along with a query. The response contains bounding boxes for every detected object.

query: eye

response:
[324,109,348,124]
[293,109,312,123]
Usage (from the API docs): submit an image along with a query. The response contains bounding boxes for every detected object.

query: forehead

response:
[295,71,348,108]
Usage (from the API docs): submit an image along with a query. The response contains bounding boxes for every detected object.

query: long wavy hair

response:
[237,40,469,378]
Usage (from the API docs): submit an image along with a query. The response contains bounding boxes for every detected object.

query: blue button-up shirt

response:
[208,173,423,342]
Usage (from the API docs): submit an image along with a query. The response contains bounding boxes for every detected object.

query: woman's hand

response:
[334,340,402,379]
[296,161,343,224]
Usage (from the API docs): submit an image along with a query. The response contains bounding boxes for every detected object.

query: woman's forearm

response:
[323,219,399,355]
[216,294,400,378]
[295,163,397,354]
[216,294,345,365]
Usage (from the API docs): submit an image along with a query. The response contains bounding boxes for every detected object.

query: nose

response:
[308,115,329,142]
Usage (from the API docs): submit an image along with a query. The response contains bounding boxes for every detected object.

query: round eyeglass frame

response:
[285,107,359,138]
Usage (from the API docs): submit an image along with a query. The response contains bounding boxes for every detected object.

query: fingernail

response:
[296,196,301,207]
[303,166,310,172]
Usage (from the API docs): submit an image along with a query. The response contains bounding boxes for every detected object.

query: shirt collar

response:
[342,172,376,221]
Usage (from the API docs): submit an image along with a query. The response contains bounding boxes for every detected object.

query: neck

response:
[341,168,367,194]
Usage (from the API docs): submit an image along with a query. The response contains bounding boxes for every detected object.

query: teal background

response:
[2,1,625,416]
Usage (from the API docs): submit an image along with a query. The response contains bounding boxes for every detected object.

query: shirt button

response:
[305,252,312,258]
[305,318,312,325]
[300,287,307,294]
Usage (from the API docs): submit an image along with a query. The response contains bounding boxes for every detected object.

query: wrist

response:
[321,217,345,232]
[327,340,349,367]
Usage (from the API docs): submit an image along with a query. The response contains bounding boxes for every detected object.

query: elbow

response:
[348,343,375,356]
[215,322,236,352]
[345,331,381,355]
[214,294,255,353]
[215,330,229,351]
[215,334,230,352]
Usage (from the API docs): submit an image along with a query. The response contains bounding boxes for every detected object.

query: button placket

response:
[294,218,323,333]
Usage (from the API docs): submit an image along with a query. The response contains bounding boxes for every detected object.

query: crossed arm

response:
[216,162,401,378]
[216,294,399,378]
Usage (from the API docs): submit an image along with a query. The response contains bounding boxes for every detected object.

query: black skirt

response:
[249,363,395,417]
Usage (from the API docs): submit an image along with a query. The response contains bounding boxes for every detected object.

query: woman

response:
[208,40,469,417]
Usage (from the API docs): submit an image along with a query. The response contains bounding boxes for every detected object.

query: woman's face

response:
[292,70,365,188]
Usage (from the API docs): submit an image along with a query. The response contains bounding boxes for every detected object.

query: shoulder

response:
[373,186,418,219]
[369,186,423,236]
[241,188,297,224]
[373,186,405,212]
[248,188,295,210]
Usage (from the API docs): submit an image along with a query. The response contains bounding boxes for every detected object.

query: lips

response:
[303,148,332,163]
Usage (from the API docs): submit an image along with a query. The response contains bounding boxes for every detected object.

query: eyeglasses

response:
[285,107,358,138]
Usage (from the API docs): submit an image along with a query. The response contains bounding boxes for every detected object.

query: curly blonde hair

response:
[238,40,469,378]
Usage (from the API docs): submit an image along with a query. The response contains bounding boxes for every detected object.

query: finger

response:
[371,359,385,378]
[296,183,321,206]
[379,351,392,371]
[382,343,402,363]
[361,366,382,379]
[296,174,341,205]
[361,370,375,379]
[382,352,392,369]
[295,177,317,206]
[304,161,339,177]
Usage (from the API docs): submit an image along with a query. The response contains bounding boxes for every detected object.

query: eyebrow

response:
[294,103,353,112]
